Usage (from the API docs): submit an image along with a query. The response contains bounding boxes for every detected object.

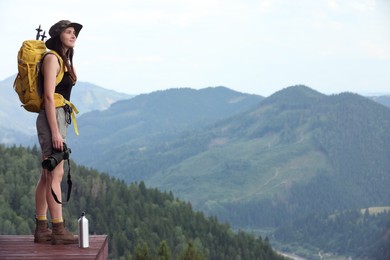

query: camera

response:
[42,143,71,171]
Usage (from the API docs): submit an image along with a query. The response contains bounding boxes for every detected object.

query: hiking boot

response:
[34,219,52,244]
[51,220,78,245]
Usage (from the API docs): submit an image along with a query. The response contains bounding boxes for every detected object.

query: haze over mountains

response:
[1,74,389,146]
[0,75,132,145]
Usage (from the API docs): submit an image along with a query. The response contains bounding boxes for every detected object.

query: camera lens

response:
[42,158,56,171]
[41,143,71,171]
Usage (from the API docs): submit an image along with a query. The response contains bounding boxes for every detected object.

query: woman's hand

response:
[52,131,64,152]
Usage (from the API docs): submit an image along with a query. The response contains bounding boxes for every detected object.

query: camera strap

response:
[51,158,72,204]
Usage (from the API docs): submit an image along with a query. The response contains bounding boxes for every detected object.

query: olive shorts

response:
[36,107,68,157]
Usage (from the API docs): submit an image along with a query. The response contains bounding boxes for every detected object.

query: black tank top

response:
[55,72,74,101]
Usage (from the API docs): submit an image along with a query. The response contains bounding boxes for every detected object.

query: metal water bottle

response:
[78,212,89,248]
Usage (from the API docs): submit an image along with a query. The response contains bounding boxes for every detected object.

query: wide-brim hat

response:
[45,20,83,49]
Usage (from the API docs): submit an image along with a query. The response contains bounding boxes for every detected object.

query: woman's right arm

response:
[41,54,63,152]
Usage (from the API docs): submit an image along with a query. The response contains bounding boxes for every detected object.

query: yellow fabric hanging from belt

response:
[53,93,79,136]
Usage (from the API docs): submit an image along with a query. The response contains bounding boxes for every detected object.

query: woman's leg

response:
[34,168,51,243]
[36,169,48,217]
[46,161,64,220]
[46,161,78,245]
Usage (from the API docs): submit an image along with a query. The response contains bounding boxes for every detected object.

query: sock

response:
[51,217,64,223]
[36,215,47,221]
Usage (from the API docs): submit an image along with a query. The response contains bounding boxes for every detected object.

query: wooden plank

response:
[0,235,108,260]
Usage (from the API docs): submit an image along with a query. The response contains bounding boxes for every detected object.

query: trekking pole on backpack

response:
[36,25,42,40]
[35,25,46,41]
[40,31,47,41]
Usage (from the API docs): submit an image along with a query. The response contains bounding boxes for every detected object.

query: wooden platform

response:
[0,235,108,260]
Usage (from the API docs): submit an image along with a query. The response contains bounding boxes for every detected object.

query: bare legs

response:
[35,161,64,220]
[34,160,69,244]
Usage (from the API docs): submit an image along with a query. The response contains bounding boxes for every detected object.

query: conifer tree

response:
[134,241,151,260]
[157,240,172,260]
[179,241,204,260]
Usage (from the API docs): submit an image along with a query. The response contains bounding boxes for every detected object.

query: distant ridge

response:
[0,75,132,145]
[369,94,390,108]
[68,86,264,168]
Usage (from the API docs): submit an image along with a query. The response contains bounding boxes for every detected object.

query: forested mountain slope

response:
[67,86,263,173]
[64,86,390,232]
[89,85,388,229]
[140,85,390,258]
[2,83,389,259]
[0,145,284,260]
[274,207,390,259]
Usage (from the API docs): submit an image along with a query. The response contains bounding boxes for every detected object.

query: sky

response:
[1,0,389,97]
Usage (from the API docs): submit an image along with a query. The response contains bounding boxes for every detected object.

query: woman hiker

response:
[34,20,82,245]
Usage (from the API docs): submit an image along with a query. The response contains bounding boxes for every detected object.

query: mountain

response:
[65,85,389,228]
[141,86,390,225]
[112,85,388,258]
[67,86,264,173]
[2,83,389,258]
[369,94,390,108]
[0,75,133,145]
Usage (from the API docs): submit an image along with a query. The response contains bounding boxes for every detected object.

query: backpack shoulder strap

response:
[40,50,65,84]
[38,51,65,97]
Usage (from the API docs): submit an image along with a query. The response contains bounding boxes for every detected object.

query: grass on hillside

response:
[148,133,330,212]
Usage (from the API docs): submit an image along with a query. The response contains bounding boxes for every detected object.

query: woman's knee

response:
[38,170,48,184]
[51,164,65,182]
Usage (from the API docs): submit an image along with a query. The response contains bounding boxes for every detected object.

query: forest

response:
[0,144,285,259]
[273,208,390,259]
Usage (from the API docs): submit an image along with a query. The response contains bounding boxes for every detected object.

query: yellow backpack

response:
[14,40,64,112]
[14,28,79,135]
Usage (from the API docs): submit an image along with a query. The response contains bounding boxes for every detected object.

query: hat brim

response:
[69,23,83,37]
[45,22,83,50]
